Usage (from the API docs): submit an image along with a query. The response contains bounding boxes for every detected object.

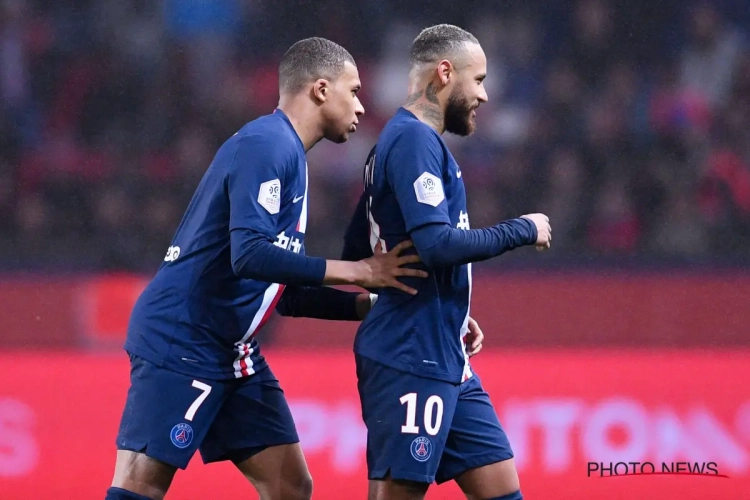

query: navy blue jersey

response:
[354,108,473,384]
[125,110,309,380]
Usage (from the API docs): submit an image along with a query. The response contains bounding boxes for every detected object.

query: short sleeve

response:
[228,135,291,237]
[384,126,451,232]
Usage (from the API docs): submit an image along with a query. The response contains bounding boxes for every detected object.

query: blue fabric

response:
[410,219,536,268]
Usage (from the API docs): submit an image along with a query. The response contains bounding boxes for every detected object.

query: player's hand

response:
[520,213,552,251]
[358,240,428,295]
[465,316,484,357]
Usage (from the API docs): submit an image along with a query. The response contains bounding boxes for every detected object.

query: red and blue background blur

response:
[1,0,749,498]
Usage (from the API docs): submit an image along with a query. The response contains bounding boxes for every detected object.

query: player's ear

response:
[437,60,452,86]
[312,79,329,103]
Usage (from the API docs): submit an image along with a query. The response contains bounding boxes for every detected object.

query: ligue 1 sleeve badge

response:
[170,423,194,449]
[410,436,432,462]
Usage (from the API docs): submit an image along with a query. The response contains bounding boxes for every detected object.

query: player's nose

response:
[355,98,365,116]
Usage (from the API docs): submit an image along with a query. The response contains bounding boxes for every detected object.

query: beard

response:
[444,85,476,136]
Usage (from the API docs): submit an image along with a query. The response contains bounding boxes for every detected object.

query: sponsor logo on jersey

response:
[164,245,180,262]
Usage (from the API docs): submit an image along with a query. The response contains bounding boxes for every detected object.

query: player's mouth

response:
[350,122,358,132]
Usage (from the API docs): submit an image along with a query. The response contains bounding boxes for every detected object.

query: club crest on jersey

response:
[170,423,194,449]
[413,172,444,207]
[410,436,432,462]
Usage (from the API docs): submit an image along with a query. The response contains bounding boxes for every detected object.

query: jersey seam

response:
[353,351,461,384]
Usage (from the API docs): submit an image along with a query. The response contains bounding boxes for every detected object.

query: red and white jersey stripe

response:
[460,263,473,383]
[233,161,307,378]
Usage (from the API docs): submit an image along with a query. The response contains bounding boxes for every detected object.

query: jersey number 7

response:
[185,380,212,422]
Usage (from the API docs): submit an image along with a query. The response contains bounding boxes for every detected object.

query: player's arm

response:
[409,219,536,268]
[388,127,539,269]
[228,136,426,292]
[275,286,374,321]
[228,135,327,285]
[341,191,374,262]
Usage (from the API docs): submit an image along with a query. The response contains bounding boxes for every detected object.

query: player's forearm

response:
[321,259,372,286]
[275,286,364,320]
[231,230,326,285]
[411,219,537,268]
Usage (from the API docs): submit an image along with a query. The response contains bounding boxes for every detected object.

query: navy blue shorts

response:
[116,354,298,469]
[356,355,513,484]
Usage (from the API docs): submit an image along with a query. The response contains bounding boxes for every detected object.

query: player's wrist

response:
[322,259,371,286]
[352,259,373,288]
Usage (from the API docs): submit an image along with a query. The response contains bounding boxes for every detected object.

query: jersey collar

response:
[273,108,306,152]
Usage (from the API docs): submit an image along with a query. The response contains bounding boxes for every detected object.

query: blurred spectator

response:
[648,189,710,256]
[538,147,588,253]
[563,0,621,88]
[1,0,749,272]
[164,0,240,101]
[680,2,745,108]
[0,164,16,241]
[13,192,53,266]
[586,174,641,253]
[0,0,28,110]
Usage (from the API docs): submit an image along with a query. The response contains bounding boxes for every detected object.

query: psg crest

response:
[170,423,194,449]
[410,436,432,462]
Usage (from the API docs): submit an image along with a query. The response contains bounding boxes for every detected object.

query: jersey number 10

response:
[399,393,444,436]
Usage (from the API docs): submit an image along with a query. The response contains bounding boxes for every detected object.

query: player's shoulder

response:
[379,108,443,152]
[226,112,300,164]
[235,113,297,150]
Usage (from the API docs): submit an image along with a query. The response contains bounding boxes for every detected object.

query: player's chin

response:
[326,131,350,144]
[454,121,476,137]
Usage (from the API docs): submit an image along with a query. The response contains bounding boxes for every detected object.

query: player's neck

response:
[403,81,446,134]
[277,100,324,152]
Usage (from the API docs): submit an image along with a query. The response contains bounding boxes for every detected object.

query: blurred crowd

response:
[1,0,749,272]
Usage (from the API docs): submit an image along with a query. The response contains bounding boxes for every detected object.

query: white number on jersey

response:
[184,380,212,421]
[399,393,444,436]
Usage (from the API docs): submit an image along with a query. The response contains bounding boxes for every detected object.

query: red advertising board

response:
[1,272,748,349]
[0,350,748,499]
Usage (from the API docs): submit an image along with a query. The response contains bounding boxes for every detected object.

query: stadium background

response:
[0,0,749,498]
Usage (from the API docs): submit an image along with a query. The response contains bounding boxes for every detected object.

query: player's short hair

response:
[409,24,479,70]
[278,37,356,95]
